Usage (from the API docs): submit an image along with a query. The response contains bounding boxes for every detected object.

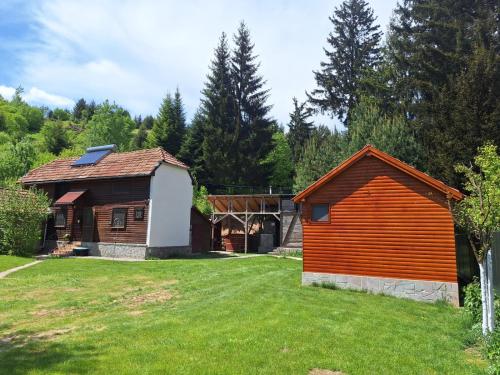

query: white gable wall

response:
[147,163,192,247]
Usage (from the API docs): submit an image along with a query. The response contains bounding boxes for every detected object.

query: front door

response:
[82,207,94,242]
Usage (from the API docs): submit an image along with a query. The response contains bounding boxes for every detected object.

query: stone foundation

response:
[81,242,192,259]
[147,246,192,259]
[83,242,147,259]
[302,272,459,306]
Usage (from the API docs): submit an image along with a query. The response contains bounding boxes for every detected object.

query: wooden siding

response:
[301,156,458,283]
[40,177,150,244]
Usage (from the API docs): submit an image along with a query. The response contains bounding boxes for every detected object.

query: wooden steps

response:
[51,242,81,258]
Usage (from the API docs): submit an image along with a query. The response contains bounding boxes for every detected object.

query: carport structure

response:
[207,194,282,253]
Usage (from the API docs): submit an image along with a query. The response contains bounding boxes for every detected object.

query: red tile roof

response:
[21,147,188,184]
[54,190,87,205]
[293,145,463,202]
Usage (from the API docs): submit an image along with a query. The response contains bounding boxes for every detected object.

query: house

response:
[21,145,193,259]
[293,145,463,305]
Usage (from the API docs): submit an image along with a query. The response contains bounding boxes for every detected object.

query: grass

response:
[0,256,486,374]
[0,255,34,272]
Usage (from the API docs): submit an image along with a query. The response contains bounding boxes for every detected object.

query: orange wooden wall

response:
[301,156,458,282]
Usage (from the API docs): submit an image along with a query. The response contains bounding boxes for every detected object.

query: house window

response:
[54,209,67,228]
[134,207,144,221]
[311,204,329,222]
[111,208,127,229]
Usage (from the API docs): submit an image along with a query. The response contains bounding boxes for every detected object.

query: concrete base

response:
[302,272,459,306]
[147,246,192,259]
[82,242,192,260]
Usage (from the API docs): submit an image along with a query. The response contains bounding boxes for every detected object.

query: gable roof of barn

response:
[293,145,463,203]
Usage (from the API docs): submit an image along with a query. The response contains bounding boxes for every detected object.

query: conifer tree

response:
[231,22,274,186]
[200,32,238,186]
[170,88,187,155]
[148,94,173,150]
[142,115,154,130]
[387,0,499,185]
[72,98,87,121]
[287,97,314,164]
[308,0,381,125]
[132,123,148,150]
[178,109,206,182]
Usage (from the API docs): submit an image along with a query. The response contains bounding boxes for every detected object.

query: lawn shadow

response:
[0,331,97,374]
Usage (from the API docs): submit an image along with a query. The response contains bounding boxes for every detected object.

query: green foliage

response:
[142,115,154,130]
[148,89,186,155]
[231,21,274,186]
[72,98,87,121]
[131,124,148,150]
[84,100,134,150]
[178,109,206,181]
[41,120,70,155]
[287,97,314,164]
[0,187,50,256]
[454,144,500,260]
[293,126,347,192]
[0,139,36,186]
[308,0,382,124]
[261,131,293,189]
[193,185,212,215]
[50,108,71,121]
[201,32,238,186]
[387,0,499,186]
[347,96,422,167]
[486,329,500,375]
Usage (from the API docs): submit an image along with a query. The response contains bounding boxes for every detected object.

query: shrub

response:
[0,187,50,256]
[486,330,500,375]
[463,278,500,326]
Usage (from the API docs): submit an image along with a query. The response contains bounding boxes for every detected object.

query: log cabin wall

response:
[40,177,150,244]
[301,155,458,283]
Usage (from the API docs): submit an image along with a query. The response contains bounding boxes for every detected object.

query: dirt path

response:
[0,260,42,279]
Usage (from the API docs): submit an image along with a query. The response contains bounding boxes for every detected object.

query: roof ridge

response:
[293,145,463,202]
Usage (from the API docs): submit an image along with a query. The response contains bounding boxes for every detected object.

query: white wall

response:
[147,163,192,247]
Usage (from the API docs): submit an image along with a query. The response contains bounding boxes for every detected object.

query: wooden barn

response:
[293,145,463,305]
[21,145,193,259]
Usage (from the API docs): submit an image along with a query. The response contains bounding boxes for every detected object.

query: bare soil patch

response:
[125,290,173,308]
[308,369,346,375]
[31,307,78,318]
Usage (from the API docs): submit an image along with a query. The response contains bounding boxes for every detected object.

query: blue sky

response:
[0,0,397,129]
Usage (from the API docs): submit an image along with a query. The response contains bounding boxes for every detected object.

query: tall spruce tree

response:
[387,0,499,185]
[148,90,186,155]
[200,33,238,186]
[178,109,206,183]
[231,21,274,186]
[287,97,314,164]
[308,0,382,125]
[148,94,173,150]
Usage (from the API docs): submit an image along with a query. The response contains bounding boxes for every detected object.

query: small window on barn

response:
[111,208,127,229]
[54,209,67,228]
[134,207,144,221]
[311,204,329,222]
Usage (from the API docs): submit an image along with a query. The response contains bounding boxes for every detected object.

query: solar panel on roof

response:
[72,149,111,167]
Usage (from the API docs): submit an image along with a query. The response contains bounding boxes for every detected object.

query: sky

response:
[0,0,397,129]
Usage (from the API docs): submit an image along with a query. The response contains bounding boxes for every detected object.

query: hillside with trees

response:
[0,0,498,197]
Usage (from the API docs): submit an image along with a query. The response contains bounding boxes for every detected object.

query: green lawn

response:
[0,255,34,272]
[0,257,484,374]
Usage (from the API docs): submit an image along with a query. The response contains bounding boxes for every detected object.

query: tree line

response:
[0,0,498,195]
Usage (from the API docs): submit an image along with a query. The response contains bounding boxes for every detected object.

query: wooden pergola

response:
[208,194,283,253]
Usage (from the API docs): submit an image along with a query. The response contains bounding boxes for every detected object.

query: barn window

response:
[54,209,67,228]
[311,204,329,222]
[111,208,127,229]
[134,207,144,221]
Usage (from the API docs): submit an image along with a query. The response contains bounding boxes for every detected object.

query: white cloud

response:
[0,84,74,107]
[9,0,397,128]
[0,85,16,99]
